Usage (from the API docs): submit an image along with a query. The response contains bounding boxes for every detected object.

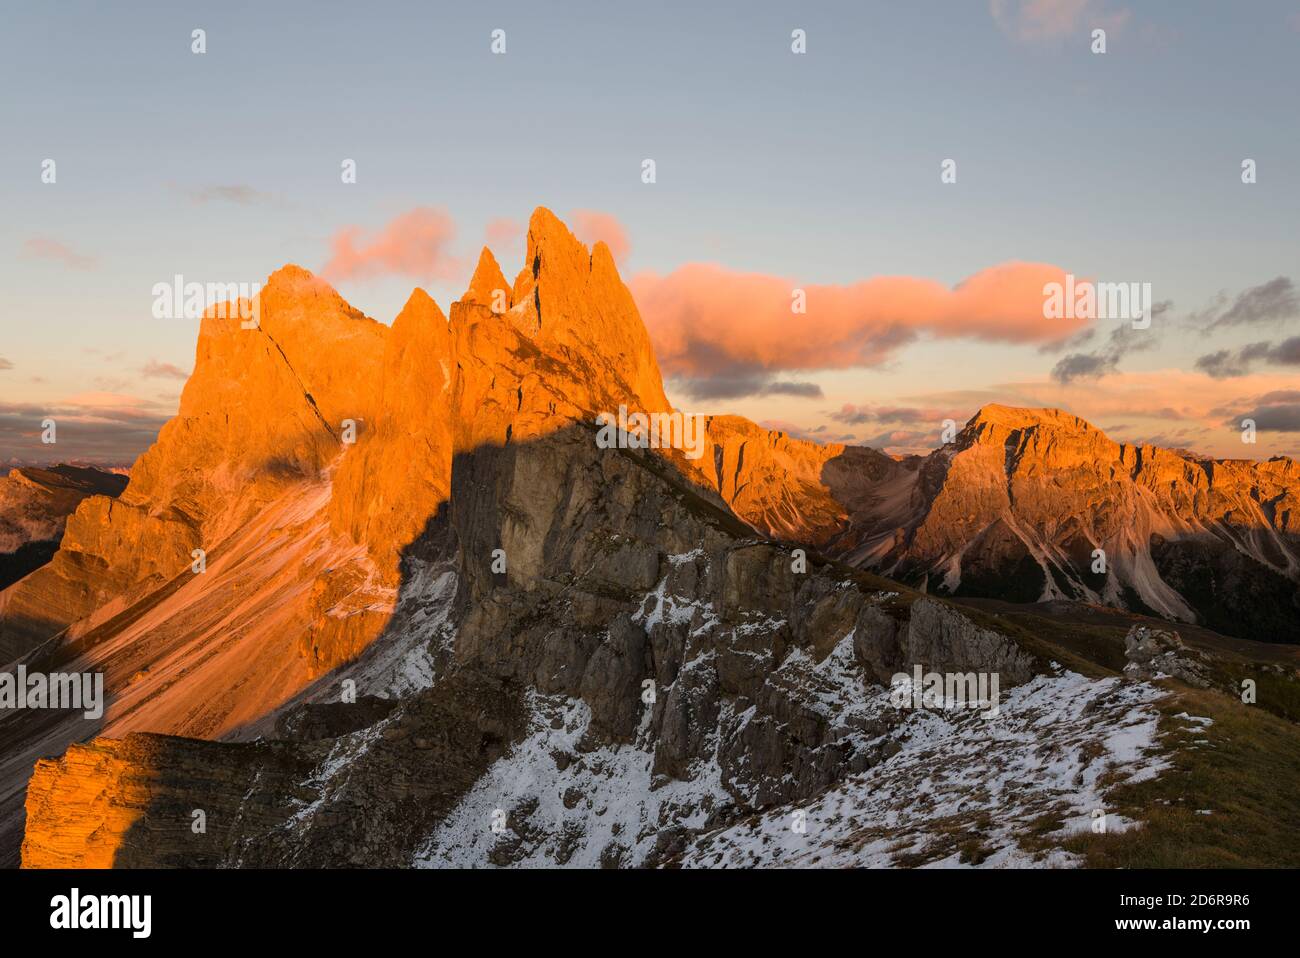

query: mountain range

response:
[710,403,1300,643]
[2,208,1297,869]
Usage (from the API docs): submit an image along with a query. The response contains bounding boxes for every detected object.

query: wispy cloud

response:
[990,0,1130,44]
[1049,278,1297,384]
[756,420,860,445]
[1195,339,1297,379]
[21,237,97,271]
[1049,302,1171,383]
[140,359,191,380]
[1192,277,1298,332]
[829,404,955,426]
[484,217,523,250]
[185,184,277,206]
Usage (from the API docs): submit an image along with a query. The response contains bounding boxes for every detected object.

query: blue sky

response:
[2,0,1299,463]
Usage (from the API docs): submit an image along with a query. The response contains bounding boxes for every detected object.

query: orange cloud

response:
[570,210,630,265]
[484,217,523,249]
[990,0,1129,43]
[629,261,1084,378]
[322,207,459,282]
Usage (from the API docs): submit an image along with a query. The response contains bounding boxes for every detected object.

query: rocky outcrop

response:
[1123,625,1211,688]
[446,209,672,459]
[0,466,128,603]
[21,733,321,868]
[20,666,526,869]
[20,414,1055,867]
[903,598,1037,685]
[0,466,127,556]
[699,415,909,549]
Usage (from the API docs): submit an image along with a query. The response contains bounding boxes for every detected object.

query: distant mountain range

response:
[707,404,1300,644]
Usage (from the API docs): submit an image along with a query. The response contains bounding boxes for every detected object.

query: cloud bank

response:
[630,261,1084,389]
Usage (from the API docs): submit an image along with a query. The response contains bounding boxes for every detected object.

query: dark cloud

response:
[673,374,823,401]
[0,399,168,467]
[829,404,936,426]
[187,184,276,206]
[1050,317,1164,384]
[1194,277,1298,331]
[1194,336,1300,378]
[1194,342,1273,379]
[1236,403,1300,433]
[760,380,823,398]
[1049,302,1169,384]
[1051,351,1112,383]
[1038,328,1095,355]
[140,360,191,380]
[0,357,12,371]
[1218,389,1300,434]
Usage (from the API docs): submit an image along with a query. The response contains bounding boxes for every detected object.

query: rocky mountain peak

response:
[444,208,672,459]
[389,287,450,363]
[961,404,1104,446]
[257,264,370,332]
[463,248,510,310]
[526,206,670,416]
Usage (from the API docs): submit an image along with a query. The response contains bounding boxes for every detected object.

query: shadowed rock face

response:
[20,419,1051,868]
[21,668,525,868]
